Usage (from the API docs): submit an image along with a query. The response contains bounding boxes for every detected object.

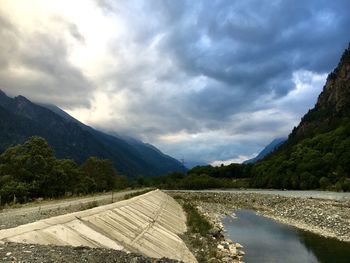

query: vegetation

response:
[252,121,350,191]
[124,189,153,199]
[0,136,129,205]
[144,169,251,190]
[148,164,251,190]
[182,202,212,236]
[174,196,216,261]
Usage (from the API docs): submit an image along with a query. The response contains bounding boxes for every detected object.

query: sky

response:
[0,0,349,167]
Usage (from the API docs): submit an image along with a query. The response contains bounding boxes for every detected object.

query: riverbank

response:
[174,197,245,263]
[169,191,350,243]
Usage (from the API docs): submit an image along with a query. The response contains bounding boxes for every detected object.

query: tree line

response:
[0,136,129,205]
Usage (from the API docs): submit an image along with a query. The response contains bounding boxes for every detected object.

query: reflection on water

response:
[223,210,350,263]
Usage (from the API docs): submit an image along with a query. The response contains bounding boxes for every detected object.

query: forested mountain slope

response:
[252,44,350,191]
[0,91,184,177]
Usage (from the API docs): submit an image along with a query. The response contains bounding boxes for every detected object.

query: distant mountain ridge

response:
[0,90,184,177]
[243,137,287,164]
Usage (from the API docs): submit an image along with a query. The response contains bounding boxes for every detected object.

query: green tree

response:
[80,157,117,192]
[0,136,55,200]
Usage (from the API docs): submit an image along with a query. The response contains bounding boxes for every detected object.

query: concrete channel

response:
[0,190,197,263]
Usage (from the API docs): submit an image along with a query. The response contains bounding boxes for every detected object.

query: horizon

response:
[0,0,349,165]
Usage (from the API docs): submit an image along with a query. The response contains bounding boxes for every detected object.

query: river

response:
[223,209,350,263]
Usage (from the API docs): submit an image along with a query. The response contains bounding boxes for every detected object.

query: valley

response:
[0,2,350,262]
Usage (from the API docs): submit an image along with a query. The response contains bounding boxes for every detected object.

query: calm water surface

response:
[223,210,350,263]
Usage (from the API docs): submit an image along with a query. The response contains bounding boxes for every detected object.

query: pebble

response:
[235,243,243,249]
[0,242,180,263]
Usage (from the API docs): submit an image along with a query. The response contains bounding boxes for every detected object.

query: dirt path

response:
[0,189,147,229]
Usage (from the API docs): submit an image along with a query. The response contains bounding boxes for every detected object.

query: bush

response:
[319,177,331,190]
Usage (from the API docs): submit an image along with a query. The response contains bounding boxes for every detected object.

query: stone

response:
[217,244,224,250]
[228,244,237,255]
[209,227,222,238]
[235,243,244,249]
[208,257,221,263]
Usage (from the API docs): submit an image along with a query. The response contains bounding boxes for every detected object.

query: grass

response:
[80,201,99,211]
[182,203,212,236]
[124,188,154,199]
[174,196,217,261]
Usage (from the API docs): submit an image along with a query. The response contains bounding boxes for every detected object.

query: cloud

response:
[0,1,95,108]
[0,0,349,165]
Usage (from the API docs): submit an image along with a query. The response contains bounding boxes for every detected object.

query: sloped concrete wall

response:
[0,190,197,263]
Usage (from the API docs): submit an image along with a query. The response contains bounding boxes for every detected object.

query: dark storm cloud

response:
[157,0,349,94]
[95,0,350,163]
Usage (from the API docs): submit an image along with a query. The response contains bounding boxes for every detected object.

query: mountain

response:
[252,43,350,191]
[243,137,287,164]
[288,44,350,143]
[0,91,184,177]
[41,103,185,174]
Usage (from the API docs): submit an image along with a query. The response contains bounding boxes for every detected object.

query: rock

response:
[208,257,221,263]
[209,227,223,238]
[235,243,244,249]
[229,244,237,255]
[6,252,12,256]
[217,244,224,250]
[130,257,142,263]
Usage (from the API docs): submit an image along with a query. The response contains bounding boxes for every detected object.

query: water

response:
[223,209,350,263]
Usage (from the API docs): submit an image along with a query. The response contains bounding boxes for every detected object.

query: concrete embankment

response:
[0,190,196,263]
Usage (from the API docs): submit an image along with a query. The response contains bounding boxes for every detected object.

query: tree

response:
[0,136,55,200]
[80,157,117,192]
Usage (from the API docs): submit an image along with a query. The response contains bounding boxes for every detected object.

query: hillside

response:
[288,43,350,143]
[252,43,350,191]
[0,91,184,177]
[243,137,287,164]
